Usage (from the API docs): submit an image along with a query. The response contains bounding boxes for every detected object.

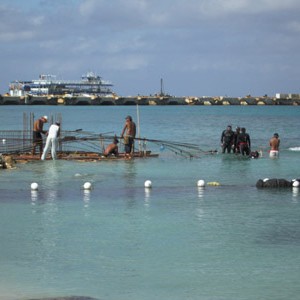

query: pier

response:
[4,72,299,105]
[1,94,300,106]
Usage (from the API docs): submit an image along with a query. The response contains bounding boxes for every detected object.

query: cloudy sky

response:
[0,0,299,97]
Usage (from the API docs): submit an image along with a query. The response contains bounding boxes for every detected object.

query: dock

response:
[1,94,300,105]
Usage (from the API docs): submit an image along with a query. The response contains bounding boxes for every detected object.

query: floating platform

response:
[11,151,159,163]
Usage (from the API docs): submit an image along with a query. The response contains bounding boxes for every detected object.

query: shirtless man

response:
[32,116,48,157]
[269,133,280,158]
[121,115,136,156]
[103,137,119,157]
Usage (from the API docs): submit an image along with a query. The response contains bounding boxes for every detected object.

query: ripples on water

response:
[0,106,300,300]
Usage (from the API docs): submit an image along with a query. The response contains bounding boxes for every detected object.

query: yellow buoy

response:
[207,182,220,186]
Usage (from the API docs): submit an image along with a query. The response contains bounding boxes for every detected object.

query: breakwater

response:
[1,94,300,105]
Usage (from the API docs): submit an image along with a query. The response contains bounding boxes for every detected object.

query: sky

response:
[0,0,300,97]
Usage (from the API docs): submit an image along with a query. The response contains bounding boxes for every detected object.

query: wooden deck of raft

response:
[11,150,159,162]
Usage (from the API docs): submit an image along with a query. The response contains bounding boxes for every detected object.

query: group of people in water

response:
[221,125,280,158]
[32,114,137,160]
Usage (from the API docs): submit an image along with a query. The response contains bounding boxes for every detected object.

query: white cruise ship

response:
[9,72,114,96]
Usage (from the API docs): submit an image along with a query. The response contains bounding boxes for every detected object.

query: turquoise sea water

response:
[0,105,300,300]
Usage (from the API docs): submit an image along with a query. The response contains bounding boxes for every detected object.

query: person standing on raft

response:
[41,122,60,160]
[32,116,48,158]
[121,115,136,157]
[269,133,280,158]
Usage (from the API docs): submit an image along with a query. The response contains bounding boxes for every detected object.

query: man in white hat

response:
[32,116,48,157]
[41,122,60,160]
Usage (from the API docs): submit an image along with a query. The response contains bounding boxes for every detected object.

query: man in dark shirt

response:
[32,116,48,157]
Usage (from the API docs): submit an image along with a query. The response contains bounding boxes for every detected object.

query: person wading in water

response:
[237,127,251,156]
[220,125,234,153]
[269,133,280,158]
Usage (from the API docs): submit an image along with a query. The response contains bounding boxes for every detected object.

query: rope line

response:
[0,130,217,158]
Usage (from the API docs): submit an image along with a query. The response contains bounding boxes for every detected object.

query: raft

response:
[11,150,159,163]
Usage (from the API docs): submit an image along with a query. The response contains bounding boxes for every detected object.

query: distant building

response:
[9,72,114,96]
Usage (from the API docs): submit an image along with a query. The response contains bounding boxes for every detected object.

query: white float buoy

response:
[144,180,152,188]
[292,180,300,187]
[83,182,92,190]
[2,139,6,144]
[31,182,39,190]
[197,180,205,187]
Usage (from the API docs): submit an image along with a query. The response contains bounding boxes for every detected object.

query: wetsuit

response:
[221,129,234,153]
[237,132,251,155]
[233,129,241,153]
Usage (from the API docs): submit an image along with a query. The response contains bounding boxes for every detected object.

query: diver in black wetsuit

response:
[237,127,251,156]
[220,125,234,153]
[232,126,241,154]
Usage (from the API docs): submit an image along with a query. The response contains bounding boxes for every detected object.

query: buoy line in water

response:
[29,178,300,192]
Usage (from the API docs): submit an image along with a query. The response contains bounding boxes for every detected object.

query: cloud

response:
[187,0,300,17]
[104,55,149,71]
[30,16,45,26]
[78,0,150,28]
[0,5,35,42]
[0,30,35,42]
[77,0,300,25]
[0,0,300,96]
[286,20,300,32]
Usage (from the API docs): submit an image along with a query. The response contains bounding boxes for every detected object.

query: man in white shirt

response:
[41,122,60,160]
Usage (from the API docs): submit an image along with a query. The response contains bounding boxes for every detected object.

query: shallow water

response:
[0,105,300,300]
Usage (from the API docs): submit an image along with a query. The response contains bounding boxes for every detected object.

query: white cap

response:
[42,116,48,121]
